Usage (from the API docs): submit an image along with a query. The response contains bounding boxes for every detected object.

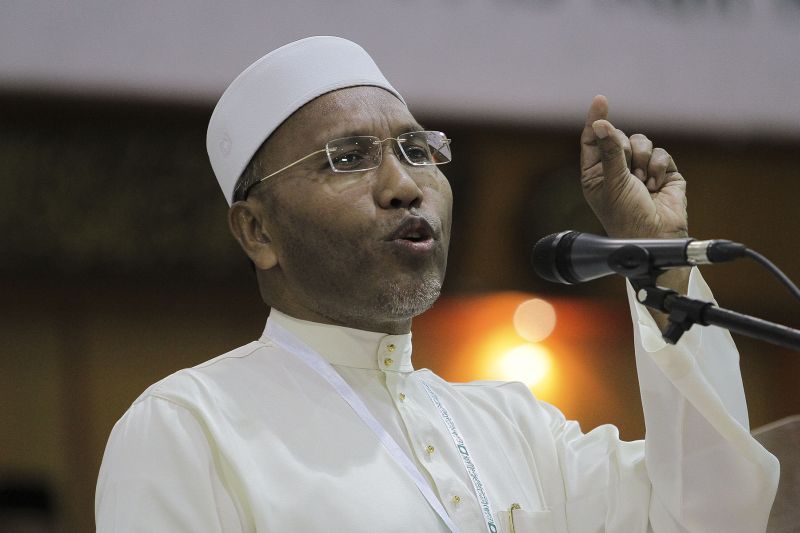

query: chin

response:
[375,274,443,319]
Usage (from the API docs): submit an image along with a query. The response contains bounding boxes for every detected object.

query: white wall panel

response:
[2,0,798,137]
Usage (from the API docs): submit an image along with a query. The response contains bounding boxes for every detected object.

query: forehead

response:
[280,86,421,144]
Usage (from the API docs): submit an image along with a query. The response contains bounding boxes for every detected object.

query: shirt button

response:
[452,495,461,505]
[425,444,435,455]
[384,357,394,367]
[399,392,406,401]
[387,343,396,352]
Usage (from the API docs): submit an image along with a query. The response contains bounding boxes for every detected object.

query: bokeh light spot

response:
[513,298,556,342]
[498,343,552,387]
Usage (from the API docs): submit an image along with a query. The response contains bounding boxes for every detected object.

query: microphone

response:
[532,231,747,284]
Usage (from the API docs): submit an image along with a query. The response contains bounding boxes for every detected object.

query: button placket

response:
[406,375,487,528]
[385,372,404,402]
[388,369,479,526]
[387,371,412,409]
[419,430,477,527]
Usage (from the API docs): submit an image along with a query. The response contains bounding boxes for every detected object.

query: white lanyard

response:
[421,382,498,533]
[265,321,461,533]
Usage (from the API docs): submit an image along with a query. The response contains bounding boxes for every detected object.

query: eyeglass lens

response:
[325,131,451,173]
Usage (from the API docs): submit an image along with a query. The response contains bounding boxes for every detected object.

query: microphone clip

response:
[608,244,657,280]
[632,281,714,345]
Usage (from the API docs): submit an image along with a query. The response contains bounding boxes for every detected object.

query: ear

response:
[228,200,279,270]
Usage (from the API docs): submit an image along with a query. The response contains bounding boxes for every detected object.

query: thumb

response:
[592,120,630,190]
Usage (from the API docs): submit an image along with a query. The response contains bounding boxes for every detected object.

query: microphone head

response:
[532,231,581,284]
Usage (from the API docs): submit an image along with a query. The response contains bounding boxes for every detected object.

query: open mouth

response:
[402,232,430,243]
[386,217,436,253]
[387,217,434,243]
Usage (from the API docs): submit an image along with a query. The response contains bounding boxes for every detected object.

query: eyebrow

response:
[325,122,428,141]
[399,121,427,134]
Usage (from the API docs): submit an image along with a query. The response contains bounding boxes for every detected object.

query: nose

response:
[374,150,424,210]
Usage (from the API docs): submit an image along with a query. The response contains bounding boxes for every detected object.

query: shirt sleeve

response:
[543,268,779,532]
[95,395,243,533]
[629,267,778,532]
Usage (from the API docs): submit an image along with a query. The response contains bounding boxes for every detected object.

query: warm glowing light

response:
[513,298,556,342]
[497,343,552,387]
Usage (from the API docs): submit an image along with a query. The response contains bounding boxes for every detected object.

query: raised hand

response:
[580,95,688,240]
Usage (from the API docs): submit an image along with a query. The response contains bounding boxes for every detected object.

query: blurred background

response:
[1,1,799,531]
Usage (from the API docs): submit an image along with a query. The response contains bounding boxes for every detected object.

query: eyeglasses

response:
[238,130,452,199]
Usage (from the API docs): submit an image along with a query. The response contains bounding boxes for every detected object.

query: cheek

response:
[425,176,454,229]
[275,195,377,261]
[272,175,374,227]
[430,169,453,203]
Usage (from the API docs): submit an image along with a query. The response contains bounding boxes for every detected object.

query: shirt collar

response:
[262,309,414,372]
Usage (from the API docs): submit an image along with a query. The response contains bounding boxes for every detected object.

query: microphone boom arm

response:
[633,284,800,351]
[612,246,800,350]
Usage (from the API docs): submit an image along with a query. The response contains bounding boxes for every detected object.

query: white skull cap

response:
[207,36,405,204]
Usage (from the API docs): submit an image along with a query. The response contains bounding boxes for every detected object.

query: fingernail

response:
[647,177,656,190]
[592,123,608,139]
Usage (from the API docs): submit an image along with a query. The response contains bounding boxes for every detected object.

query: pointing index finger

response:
[581,95,610,172]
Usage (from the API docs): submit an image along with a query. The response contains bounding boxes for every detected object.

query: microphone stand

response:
[608,244,800,351]
[633,284,800,350]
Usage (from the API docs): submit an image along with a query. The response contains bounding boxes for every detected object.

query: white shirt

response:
[95,269,778,532]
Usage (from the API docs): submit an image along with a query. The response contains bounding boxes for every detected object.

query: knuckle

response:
[651,160,668,173]
[649,149,670,168]
[601,141,624,158]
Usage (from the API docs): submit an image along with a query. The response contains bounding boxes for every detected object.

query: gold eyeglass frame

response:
[240,130,451,199]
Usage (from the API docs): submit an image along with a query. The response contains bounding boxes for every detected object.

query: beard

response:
[375,271,443,319]
[290,266,445,332]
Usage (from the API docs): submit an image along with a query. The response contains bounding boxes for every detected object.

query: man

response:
[96,36,778,532]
